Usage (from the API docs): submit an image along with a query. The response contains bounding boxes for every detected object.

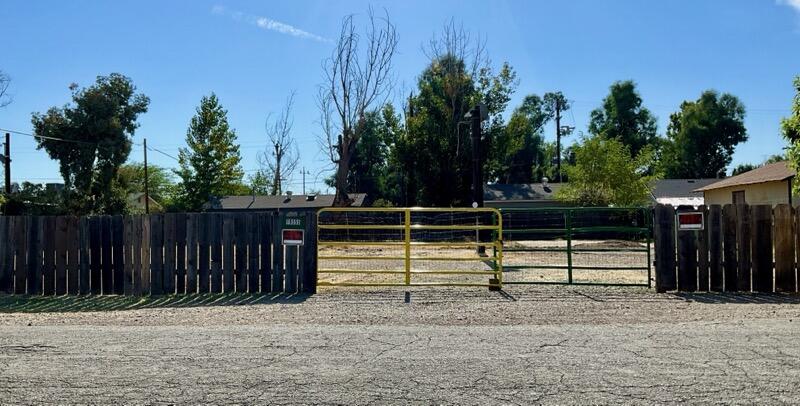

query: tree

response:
[176,93,244,211]
[346,104,402,204]
[487,94,548,183]
[1,182,66,215]
[403,23,517,206]
[0,70,11,108]
[31,73,149,214]
[783,76,800,193]
[589,80,658,157]
[318,9,398,206]
[732,163,757,176]
[661,90,747,178]
[247,170,272,195]
[116,162,178,210]
[556,136,658,207]
[260,93,299,196]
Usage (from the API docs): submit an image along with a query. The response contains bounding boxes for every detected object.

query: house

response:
[127,192,163,213]
[483,181,565,209]
[650,179,719,207]
[695,161,797,206]
[206,192,367,212]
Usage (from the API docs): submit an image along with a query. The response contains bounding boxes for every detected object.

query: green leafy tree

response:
[660,90,747,178]
[783,77,800,193]
[732,163,757,176]
[247,170,272,195]
[116,162,178,211]
[589,80,658,157]
[557,136,658,206]
[175,93,244,211]
[346,104,402,204]
[403,24,517,206]
[2,182,66,215]
[31,73,149,214]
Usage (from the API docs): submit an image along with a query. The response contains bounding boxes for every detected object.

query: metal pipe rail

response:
[316,207,503,289]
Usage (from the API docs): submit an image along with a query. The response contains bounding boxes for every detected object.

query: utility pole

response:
[2,133,10,195]
[300,167,311,195]
[143,138,150,214]
[555,99,562,183]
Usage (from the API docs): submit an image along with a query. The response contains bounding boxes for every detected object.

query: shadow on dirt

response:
[673,292,800,304]
[0,292,311,313]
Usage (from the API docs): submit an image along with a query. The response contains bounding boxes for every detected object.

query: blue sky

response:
[1,0,799,193]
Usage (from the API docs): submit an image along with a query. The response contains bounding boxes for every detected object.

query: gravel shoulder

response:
[1,286,799,404]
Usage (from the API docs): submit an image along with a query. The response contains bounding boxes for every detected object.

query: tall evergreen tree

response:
[176,93,244,211]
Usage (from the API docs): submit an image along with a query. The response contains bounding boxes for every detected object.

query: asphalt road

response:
[1,287,799,404]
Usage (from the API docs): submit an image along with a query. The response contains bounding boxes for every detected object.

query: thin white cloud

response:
[212,5,332,43]
[778,0,800,13]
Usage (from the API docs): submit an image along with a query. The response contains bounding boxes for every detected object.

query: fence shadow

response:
[672,292,800,304]
[0,292,311,313]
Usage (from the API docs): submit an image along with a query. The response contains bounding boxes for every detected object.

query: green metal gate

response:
[494,207,652,287]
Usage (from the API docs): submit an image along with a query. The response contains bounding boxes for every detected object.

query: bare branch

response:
[0,71,12,109]
[260,92,300,195]
[317,8,397,206]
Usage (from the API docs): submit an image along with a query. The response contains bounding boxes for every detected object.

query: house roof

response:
[210,193,367,210]
[651,179,718,199]
[695,161,795,192]
[483,183,562,202]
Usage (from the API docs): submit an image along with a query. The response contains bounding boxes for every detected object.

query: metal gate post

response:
[566,209,573,284]
[404,209,411,286]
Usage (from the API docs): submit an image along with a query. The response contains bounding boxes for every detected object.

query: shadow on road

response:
[0,292,311,313]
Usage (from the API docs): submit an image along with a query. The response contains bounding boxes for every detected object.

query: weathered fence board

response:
[111,215,124,295]
[42,216,56,295]
[654,205,676,292]
[285,245,298,293]
[100,216,113,295]
[273,214,285,292]
[751,205,773,293]
[163,213,176,295]
[235,213,249,293]
[79,217,90,294]
[197,213,210,293]
[26,216,41,295]
[774,204,795,292]
[248,214,259,293]
[221,213,234,293]
[13,216,27,295]
[186,214,198,294]
[722,204,738,291]
[676,209,698,292]
[708,205,723,291]
[0,217,9,293]
[150,214,164,295]
[123,216,134,295]
[696,205,709,291]
[67,216,80,295]
[175,213,187,294]
[210,213,222,293]
[736,205,752,292]
[141,214,151,294]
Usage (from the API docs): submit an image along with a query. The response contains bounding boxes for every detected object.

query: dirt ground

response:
[318,240,651,286]
[1,286,799,404]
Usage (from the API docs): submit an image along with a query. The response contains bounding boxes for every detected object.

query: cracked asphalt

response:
[1,286,799,404]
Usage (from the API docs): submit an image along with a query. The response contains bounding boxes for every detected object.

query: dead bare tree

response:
[317,9,397,206]
[260,92,300,196]
[0,71,12,108]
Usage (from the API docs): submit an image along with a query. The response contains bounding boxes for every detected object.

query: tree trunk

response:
[333,144,354,207]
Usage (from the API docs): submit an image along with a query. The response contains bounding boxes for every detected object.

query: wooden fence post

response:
[13,216,28,295]
[774,204,795,292]
[676,208,698,292]
[301,211,318,294]
[273,212,285,292]
[26,216,41,295]
[248,213,259,294]
[654,205,676,292]
[186,213,198,294]
[221,213,234,293]
[751,205,773,293]
[111,215,124,295]
[42,216,56,295]
[163,213,176,295]
[259,213,273,293]
[234,213,248,293]
[78,217,90,295]
[210,213,223,293]
[175,213,187,294]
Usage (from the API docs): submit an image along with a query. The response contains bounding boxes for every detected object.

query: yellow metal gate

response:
[316,208,503,288]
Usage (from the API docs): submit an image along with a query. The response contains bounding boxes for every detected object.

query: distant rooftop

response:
[484,183,562,202]
[695,161,795,192]
[208,193,367,211]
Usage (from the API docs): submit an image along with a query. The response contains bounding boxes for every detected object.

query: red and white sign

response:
[677,212,704,231]
[282,229,304,245]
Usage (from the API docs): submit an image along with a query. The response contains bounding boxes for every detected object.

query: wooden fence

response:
[0,212,317,296]
[654,204,799,293]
